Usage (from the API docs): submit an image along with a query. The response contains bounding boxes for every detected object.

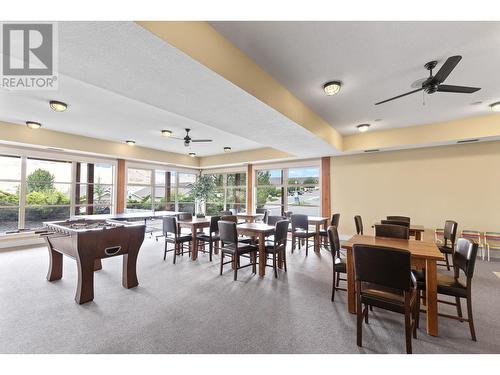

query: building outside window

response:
[204,171,247,215]
[256,166,320,216]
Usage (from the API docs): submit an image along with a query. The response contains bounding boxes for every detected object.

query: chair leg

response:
[163,241,168,261]
[305,238,308,256]
[416,290,421,329]
[173,243,177,264]
[445,253,450,271]
[233,255,238,281]
[405,308,413,354]
[412,299,418,339]
[336,272,340,287]
[331,268,336,302]
[283,250,287,272]
[219,252,224,275]
[364,304,369,324]
[252,252,256,274]
[273,253,278,278]
[356,298,363,347]
[209,240,213,262]
[456,296,463,321]
[291,235,295,253]
[466,295,477,341]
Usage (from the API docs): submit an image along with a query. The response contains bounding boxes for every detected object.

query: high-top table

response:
[342,234,444,337]
[177,217,212,261]
[236,222,275,277]
[308,216,329,252]
[236,212,264,223]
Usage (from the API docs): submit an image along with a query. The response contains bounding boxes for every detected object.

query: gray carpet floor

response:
[1,238,499,354]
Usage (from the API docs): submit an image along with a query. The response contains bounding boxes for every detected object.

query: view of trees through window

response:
[205,172,246,215]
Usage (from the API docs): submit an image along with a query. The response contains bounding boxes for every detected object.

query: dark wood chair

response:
[291,214,316,255]
[320,213,340,248]
[256,208,268,223]
[353,244,418,354]
[196,216,220,261]
[381,219,410,228]
[162,216,191,264]
[375,224,410,239]
[387,216,411,223]
[218,221,258,281]
[267,215,286,226]
[284,210,293,219]
[354,215,363,235]
[438,220,458,270]
[413,238,478,341]
[264,220,289,278]
[220,210,233,216]
[178,212,193,221]
[327,225,347,301]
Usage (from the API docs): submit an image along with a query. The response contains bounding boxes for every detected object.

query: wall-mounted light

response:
[490,102,500,112]
[49,100,68,112]
[323,81,342,96]
[357,124,371,132]
[26,121,42,129]
[189,152,196,157]
[224,147,231,153]
[161,130,172,137]
[125,140,135,146]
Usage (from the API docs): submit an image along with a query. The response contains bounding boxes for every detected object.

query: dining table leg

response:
[314,223,320,252]
[415,231,422,241]
[425,259,438,336]
[191,226,198,261]
[347,248,356,314]
[258,233,266,277]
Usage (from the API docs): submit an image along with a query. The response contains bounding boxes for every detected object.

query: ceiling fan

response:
[171,128,213,147]
[375,56,481,105]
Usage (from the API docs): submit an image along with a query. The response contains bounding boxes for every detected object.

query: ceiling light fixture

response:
[161,130,172,137]
[26,121,42,129]
[357,124,371,132]
[224,147,231,153]
[49,100,68,112]
[125,140,135,146]
[490,102,500,112]
[189,152,196,157]
[323,81,342,96]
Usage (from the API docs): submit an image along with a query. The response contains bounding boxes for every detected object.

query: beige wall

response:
[331,140,500,236]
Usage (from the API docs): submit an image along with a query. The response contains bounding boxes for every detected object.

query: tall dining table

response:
[342,234,444,337]
[236,222,275,277]
[177,217,211,261]
[308,216,329,252]
[236,212,264,223]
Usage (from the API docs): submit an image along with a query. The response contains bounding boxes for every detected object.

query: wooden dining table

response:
[342,234,444,337]
[236,212,264,223]
[236,222,275,277]
[308,216,329,252]
[373,222,425,240]
[177,217,211,261]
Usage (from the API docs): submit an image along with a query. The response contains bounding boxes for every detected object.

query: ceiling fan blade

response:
[169,136,186,141]
[433,56,462,83]
[191,139,213,143]
[375,88,423,105]
[437,84,481,93]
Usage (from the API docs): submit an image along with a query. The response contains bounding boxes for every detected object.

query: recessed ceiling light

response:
[125,140,135,146]
[26,121,42,129]
[189,152,196,157]
[323,81,342,96]
[490,102,500,112]
[374,119,383,122]
[161,130,172,137]
[357,124,371,132]
[364,149,380,153]
[224,147,231,153]
[49,100,68,112]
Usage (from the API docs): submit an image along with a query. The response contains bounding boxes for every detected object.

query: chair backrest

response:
[255,208,267,214]
[331,213,340,228]
[375,224,409,239]
[387,216,411,223]
[221,215,237,223]
[453,238,478,280]
[327,225,341,258]
[381,219,410,228]
[291,214,308,231]
[178,212,192,221]
[210,216,221,234]
[267,215,286,226]
[284,210,293,219]
[443,220,458,247]
[220,210,233,216]
[262,210,269,223]
[275,220,290,247]
[353,244,412,292]
[218,221,238,245]
[163,216,177,236]
[354,215,363,235]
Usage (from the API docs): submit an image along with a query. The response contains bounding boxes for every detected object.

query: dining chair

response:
[264,220,289,278]
[320,213,340,249]
[219,216,252,244]
[484,232,500,261]
[327,225,346,301]
[291,214,316,255]
[353,244,418,354]
[375,224,409,239]
[413,238,479,341]
[284,210,293,219]
[256,208,268,223]
[438,220,458,270]
[178,212,193,221]
[218,221,258,281]
[162,216,192,264]
[267,215,286,226]
[387,216,411,223]
[354,215,363,235]
[381,219,410,228]
[220,210,233,216]
[196,216,220,261]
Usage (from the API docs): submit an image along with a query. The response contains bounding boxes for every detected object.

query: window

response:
[126,168,153,211]
[256,166,320,216]
[0,155,21,232]
[74,162,114,215]
[178,173,196,214]
[154,170,176,211]
[205,172,247,215]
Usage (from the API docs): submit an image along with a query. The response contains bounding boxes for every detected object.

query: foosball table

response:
[43,219,146,304]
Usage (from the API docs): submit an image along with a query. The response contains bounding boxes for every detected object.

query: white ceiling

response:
[0,21,336,158]
[211,21,500,135]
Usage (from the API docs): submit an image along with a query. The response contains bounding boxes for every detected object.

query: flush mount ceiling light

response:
[49,100,68,112]
[323,81,342,96]
[224,147,231,153]
[125,140,135,146]
[26,121,42,129]
[490,102,500,112]
[357,124,371,132]
[161,129,172,137]
[189,152,196,157]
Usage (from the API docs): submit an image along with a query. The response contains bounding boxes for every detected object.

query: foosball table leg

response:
[75,256,95,304]
[46,247,63,281]
[122,252,139,289]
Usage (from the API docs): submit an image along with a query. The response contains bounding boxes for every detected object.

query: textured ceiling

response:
[211,21,500,135]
